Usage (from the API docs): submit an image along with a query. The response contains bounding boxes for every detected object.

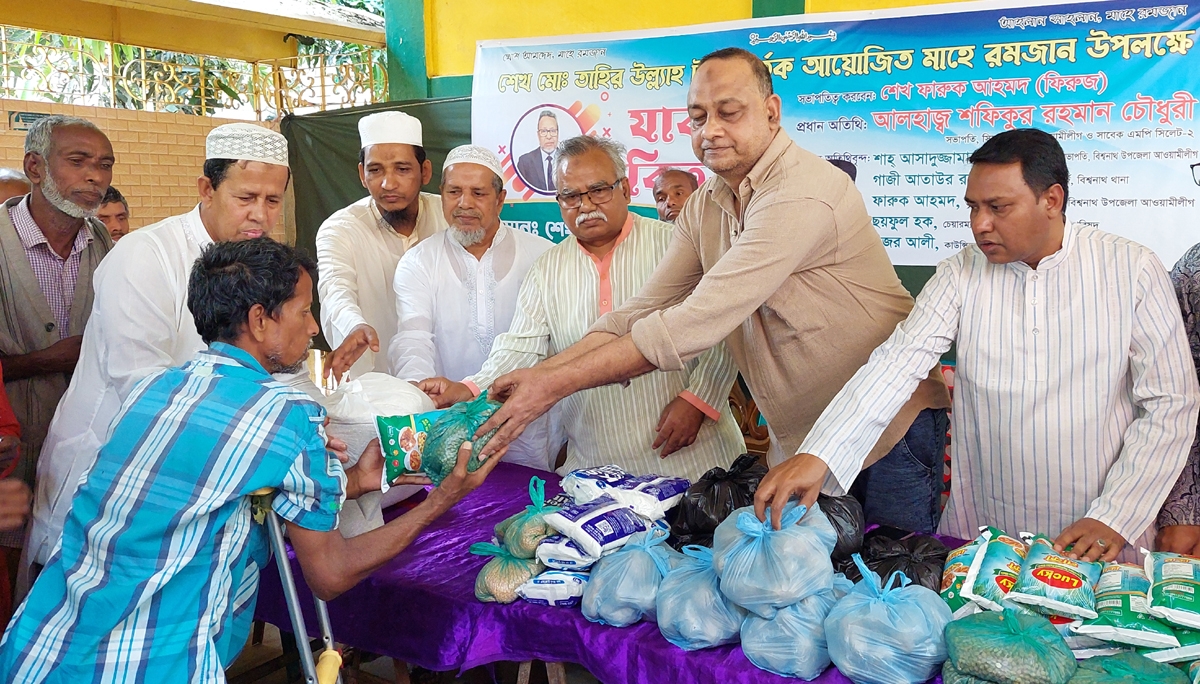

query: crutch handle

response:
[315,649,342,684]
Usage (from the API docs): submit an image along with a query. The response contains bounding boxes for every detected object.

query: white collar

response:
[183,204,214,250]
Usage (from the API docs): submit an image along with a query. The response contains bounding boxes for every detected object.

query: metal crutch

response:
[252,487,343,684]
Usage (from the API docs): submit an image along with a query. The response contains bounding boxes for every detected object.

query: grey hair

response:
[552,135,627,182]
[537,110,557,123]
[0,168,29,185]
[24,115,103,157]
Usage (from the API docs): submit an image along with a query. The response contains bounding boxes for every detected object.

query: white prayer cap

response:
[205,123,289,168]
[359,111,423,149]
[443,145,503,180]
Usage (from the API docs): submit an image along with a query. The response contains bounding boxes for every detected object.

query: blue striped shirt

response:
[0,343,345,683]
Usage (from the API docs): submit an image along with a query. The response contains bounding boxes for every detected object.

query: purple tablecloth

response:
[254,463,951,684]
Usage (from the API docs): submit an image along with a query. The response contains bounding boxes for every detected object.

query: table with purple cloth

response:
[255,463,962,684]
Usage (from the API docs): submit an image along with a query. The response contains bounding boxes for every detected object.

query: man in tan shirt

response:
[476,47,951,532]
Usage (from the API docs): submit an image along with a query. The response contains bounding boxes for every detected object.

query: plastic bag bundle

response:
[470,542,544,604]
[419,392,502,486]
[943,535,986,618]
[825,554,953,684]
[1069,652,1189,684]
[517,570,589,608]
[560,465,690,520]
[545,495,648,558]
[1007,535,1103,620]
[670,454,768,544]
[852,534,950,592]
[963,527,1029,612]
[536,535,600,571]
[741,574,854,680]
[711,501,838,618]
[1074,563,1179,649]
[581,525,680,627]
[944,609,1077,684]
[656,545,748,651]
[495,478,559,559]
[1144,550,1200,630]
[1142,627,1200,664]
[816,493,865,561]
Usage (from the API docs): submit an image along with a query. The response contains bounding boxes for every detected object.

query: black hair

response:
[187,238,317,344]
[968,128,1069,210]
[101,185,128,211]
[697,47,774,97]
[203,158,292,191]
[358,144,428,167]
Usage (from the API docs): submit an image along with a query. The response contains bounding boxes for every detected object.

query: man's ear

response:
[421,159,434,187]
[197,175,216,207]
[359,163,368,190]
[1041,183,1066,219]
[245,302,269,343]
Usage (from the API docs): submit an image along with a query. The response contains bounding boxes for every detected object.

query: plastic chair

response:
[251,487,342,684]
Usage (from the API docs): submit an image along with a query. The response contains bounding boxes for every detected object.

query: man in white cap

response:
[317,111,448,381]
[391,145,560,470]
[27,123,293,574]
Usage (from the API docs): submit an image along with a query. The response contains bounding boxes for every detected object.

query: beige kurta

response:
[592,131,950,466]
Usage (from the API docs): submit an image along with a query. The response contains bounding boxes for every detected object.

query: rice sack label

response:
[962,527,1028,612]
[1008,535,1103,620]
[1145,550,1200,630]
[942,534,985,618]
[1074,563,1179,649]
[516,570,590,608]
[544,495,649,558]
[376,408,445,491]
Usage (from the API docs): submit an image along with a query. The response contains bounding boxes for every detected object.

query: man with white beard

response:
[0,116,113,571]
[389,145,560,470]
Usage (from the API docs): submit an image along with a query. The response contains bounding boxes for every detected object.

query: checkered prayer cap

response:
[205,123,289,168]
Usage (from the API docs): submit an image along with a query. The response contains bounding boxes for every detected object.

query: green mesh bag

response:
[500,477,559,559]
[470,542,544,604]
[943,660,994,684]
[422,392,501,486]
[947,609,1077,684]
[1068,652,1189,684]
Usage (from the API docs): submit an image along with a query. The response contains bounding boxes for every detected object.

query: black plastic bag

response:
[838,533,949,592]
[670,454,767,541]
[816,493,865,561]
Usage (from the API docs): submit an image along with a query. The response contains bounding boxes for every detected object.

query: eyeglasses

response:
[1192,162,1200,187]
[538,128,558,136]
[556,179,624,209]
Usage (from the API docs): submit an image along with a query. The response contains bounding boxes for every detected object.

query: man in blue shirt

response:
[0,238,501,682]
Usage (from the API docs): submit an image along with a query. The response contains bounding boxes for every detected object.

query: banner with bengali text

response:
[473,0,1199,266]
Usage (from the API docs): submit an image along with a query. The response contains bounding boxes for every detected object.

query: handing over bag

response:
[711,501,837,618]
[656,545,748,651]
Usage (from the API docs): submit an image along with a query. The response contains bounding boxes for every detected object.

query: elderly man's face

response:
[687,58,780,180]
[361,143,431,215]
[28,125,114,219]
[965,161,1065,267]
[653,170,697,222]
[441,163,505,247]
[198,161,290,243]
[263,269,319,375]
[537,116,559,154]
[97,201,130,241]
[556,148,630,245]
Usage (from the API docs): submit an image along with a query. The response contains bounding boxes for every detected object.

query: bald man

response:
[652,169,698,223]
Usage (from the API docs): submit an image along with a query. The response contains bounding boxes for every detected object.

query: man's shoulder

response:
[318,196,375,235]
[632,212,674,236]
[396,230,447,268]
[509,225,554,252]
[1071,224,1160,273]
[517,148,540,163]
[98,212,191,274]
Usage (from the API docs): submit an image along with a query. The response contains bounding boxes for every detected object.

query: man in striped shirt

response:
[755,129,1200,562]
[0,239,499,683]
[420,136,745,482]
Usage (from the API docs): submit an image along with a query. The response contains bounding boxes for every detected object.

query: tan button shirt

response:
[592,131,950,466]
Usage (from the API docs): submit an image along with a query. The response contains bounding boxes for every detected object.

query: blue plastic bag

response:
[825,555,954,684]
[656,545,749,650]
[581,524,680,627]
[742,574,855,680]
[711,501,838,618]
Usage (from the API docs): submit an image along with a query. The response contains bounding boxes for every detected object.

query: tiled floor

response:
[226,623,600,684]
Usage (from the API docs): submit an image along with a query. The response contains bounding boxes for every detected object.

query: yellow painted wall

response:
[426,0,974,78]
[426,0,753,77]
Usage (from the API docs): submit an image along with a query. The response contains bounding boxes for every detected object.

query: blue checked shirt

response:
[0,343,346,683]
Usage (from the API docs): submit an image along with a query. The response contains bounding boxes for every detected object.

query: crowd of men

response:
[0,45,1195,681]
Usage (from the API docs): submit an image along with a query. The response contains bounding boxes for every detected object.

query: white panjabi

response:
[204,123,289,167]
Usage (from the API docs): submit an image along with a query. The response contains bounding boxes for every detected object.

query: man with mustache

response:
[389,145,559,470]
[27,123,291,575]
[317,111,448,381]
[0,116,113,579]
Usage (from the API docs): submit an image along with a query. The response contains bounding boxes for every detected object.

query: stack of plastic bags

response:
[826,554,953,684]
[657,545,748,650]
[742,574,854,679]
[581,525,681,626]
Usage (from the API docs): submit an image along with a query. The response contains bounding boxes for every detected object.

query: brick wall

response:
[0,99,293,242]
